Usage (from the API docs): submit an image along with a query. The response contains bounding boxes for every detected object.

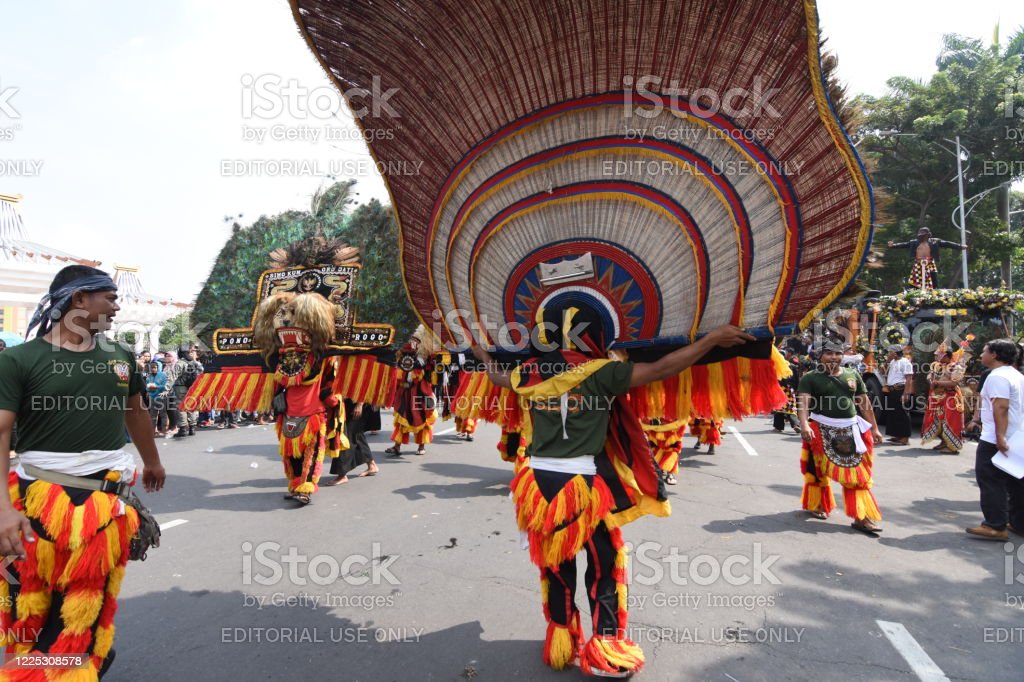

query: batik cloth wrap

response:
[908,258,938,291]
[800,414,881,521]
[920,363,965,453]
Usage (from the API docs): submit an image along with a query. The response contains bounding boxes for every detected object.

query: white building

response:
[1,193,191,348]
[110,264,192,350]
[0,192,102,335]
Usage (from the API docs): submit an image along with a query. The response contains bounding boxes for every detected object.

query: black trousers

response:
[975,439,1024,531]
[773,412,797,430]
[885,389,911,439]
[330,406,374,476]
[534,469,622,636]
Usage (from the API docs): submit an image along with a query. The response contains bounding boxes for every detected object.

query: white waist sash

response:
[809,414,872,454]
[529,455,597,476]
[16,449,138,483]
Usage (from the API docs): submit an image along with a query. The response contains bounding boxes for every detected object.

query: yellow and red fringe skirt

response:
[391,411,437,446]
[510,467,644,676]
[643,419,687,475]
[689,418,723,446]
[0,472,139,680]
[277,412,328,495]
[800,420,881,521]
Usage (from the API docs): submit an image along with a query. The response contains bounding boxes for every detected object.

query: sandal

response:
[665,473,677,486]
[807,510,828,520]
[416,449,426,456]
[293,493,312,505]
[851,519,882,535]
[384,446,402,456]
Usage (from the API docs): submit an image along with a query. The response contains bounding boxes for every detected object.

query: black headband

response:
[26,274,117,339]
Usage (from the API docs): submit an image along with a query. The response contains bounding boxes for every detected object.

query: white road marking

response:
[159,519,189,531]
[726,426,758,456]
[876,620,949,682]
[435,427,456,435]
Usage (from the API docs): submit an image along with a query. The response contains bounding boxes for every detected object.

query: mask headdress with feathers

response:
[268,233,361,270]
[289,0,873,425]
[253,234,361,360]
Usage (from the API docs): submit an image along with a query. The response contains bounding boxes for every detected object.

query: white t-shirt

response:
[980,366,1024,445]
[886,357,914,387]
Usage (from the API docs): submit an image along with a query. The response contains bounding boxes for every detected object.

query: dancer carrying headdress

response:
[473,304,752,676]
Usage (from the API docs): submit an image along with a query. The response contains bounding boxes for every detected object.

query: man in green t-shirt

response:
[797,339,883,535]
[473,303,752,677]
[0,265,166,677]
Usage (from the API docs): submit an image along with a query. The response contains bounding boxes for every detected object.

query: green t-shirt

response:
[0,338,143,453]
[797,368,866,419]
[526,361,633,459]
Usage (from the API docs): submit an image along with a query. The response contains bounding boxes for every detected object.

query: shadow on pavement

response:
[111,587,552,681]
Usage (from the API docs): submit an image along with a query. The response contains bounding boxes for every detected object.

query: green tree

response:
[192,180,356,346]
[159,311,199,351]
[855,27,1024,293]
[337,199,419,341]
[193,181,418,347]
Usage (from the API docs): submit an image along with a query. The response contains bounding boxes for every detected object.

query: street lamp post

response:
[954,136,969,288]
[1010,207,1024,291]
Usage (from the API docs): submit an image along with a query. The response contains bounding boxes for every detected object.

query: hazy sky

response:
[1,0,1021,302]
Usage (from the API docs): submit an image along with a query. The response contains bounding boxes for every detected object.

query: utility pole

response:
[955,136,969,289]
[1006,183,1013,291]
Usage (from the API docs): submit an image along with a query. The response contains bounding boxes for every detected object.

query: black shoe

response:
[99,649,116,679]
[188,426,195,436]
[173,430,187,439]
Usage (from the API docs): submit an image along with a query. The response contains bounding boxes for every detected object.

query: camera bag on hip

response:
[126,491,161,561]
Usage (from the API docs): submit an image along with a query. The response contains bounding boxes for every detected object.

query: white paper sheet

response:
[991,429,1024,479]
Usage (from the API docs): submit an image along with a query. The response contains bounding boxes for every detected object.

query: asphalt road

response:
[105,414,1022,681]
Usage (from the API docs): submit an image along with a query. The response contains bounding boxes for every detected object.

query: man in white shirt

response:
[966,338,1024,540]
[884,345,915,445]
